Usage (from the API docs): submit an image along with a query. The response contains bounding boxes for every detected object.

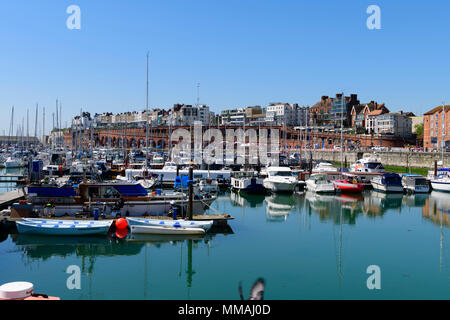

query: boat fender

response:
[0,282,34,300]
[115,218,128,230]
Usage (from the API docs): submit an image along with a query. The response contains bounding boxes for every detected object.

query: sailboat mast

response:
[60,102,62,149]
[442,102,445,165]
[27,108,29,147]
[43,107,45,146]
[56,99,59,149]
[9,106,14,146]
[340,92,344,174]
[146,52,149,169]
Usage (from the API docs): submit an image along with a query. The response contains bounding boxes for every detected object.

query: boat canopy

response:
[28,186,77,197]
[381,173,402,186]
[114,184,148,197]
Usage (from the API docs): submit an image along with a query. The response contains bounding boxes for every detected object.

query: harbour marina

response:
[0,188,448,299]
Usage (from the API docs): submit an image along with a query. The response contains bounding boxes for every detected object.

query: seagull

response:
[239,278,265,300]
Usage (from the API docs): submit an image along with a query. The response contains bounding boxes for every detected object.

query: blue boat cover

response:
[28,187,77,197]
[114,184,148,197]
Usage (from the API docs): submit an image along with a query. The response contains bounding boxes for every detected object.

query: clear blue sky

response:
[1,0,449,135]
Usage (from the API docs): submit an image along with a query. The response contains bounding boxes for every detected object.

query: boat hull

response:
[130,225,206,235]
[263,181,297,193]
[431,181,450,192]
[333,181,364,193]
[404,186,430,193]
[16,221,111,236]
[126,218,213,231]
[371,181,404,193]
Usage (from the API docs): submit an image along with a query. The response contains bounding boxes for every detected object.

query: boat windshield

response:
[383,175,402,186]
[273,171,294,177]
[414,178,428,186]
[367,162,384,170]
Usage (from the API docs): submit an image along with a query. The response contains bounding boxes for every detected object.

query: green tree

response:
[414,123,424,136]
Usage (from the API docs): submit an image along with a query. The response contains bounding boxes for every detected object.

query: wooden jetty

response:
[0,189,26,210]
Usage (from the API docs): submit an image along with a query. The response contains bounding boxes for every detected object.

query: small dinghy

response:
[21,218,112,226]
[130,224,206,235]
[127,217,213,231]
[16,219,112,236]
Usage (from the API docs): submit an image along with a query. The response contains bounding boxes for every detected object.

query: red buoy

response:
[115,228,128,239]
[115,218,128,230]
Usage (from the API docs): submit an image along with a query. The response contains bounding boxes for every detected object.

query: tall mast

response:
[26,108,29,147]
[442,102,445,166]
[56,99,59,148]
[146,51,149,168]
[35,104,39,142]
[52,112,55,150]
[9,106,14,146]
[43,107,45,146]
[341,92,344,173]
[21,116,24,149]
[60,102,62,149]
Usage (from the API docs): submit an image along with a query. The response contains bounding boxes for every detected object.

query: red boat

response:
[333,176,365,193]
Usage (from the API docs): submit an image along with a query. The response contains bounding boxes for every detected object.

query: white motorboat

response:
[313,162,338,173]
[350,154,386,173]
[431,170,450,192]
[371,173,404,193]
[305,174,335,193]
[5,157,24,168]
[262,167,298,193]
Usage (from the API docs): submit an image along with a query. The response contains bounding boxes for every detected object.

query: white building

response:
[72,112,93,130]
[374,112,412,137]
[266,103,306,126]
[171,104,213,126]
[220,108,246,126]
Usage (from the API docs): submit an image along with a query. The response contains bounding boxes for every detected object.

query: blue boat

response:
[16,219,113,236]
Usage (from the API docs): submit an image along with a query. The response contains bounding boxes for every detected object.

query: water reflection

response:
[305,192,362,225]
[230,191,265,208]
[10,234,145,261]
[265,194,296,222]
[402,193,429,208]
[423,192,450,227]
[363,191,403,217]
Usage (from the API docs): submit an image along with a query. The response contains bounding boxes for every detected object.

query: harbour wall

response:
[308,151,450,169]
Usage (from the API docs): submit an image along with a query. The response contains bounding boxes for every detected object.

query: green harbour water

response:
[0,186,449,300]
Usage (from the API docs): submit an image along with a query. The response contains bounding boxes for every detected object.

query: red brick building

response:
[423,105,450,150]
